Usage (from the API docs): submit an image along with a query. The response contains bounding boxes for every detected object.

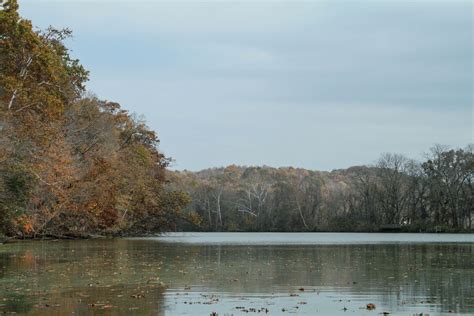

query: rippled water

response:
[0,233,473,315]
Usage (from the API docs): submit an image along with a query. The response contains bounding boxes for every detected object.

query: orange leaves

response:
[1,4,188,238]
[23,221,34,235]
[13,214,35,236]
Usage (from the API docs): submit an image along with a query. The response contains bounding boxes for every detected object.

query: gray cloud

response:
[21,0,473,170]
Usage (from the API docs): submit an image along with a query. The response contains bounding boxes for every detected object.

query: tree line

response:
[1,1,472,238]
[169,145,473,232]
[0,0,191,238]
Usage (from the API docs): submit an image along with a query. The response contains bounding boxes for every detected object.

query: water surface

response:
[0,233,473,315]
[148,232,474,244]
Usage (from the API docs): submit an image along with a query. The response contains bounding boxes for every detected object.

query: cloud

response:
[19,0,473,170]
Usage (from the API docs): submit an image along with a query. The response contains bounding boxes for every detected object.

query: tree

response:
[169,145,473,233]
[376,153,410,225]
[0,2,191,237]
[422,145,473,228]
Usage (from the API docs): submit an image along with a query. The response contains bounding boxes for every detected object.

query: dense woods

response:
[1,1,472,239]
[0,1,190,238]
[169,145,473,232]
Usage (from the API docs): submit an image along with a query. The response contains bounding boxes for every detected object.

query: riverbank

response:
[187,225,474,234]
[0,233,110,244]
[2,228,472,245]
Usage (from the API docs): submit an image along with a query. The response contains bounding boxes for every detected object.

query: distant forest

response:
[1,1,472,240]
[169,145,473,233]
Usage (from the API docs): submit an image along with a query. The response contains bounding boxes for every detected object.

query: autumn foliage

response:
[0,0,191,238]
[169,148,473,232]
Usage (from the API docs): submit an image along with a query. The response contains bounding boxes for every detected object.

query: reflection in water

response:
[0,235,473,315]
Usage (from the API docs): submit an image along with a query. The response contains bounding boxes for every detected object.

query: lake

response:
[0,233,473,315]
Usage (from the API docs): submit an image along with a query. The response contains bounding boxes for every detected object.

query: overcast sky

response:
[21,0,473,171]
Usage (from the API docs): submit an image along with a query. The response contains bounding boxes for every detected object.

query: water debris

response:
[235,307,270,313]
[366,303,376,310]
[146,277,160,284]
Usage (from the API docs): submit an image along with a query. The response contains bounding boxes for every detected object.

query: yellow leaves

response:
[1,5,87,123]
[134,145,151,165]
[186,211,203,227]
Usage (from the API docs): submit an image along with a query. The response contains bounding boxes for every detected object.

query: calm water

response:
[0,233,473,315]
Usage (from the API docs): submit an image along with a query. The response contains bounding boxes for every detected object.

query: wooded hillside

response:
[169,146,473,232]
[0,0,190,238]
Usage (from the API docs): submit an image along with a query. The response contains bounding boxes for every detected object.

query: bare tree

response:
[376,153,410,224]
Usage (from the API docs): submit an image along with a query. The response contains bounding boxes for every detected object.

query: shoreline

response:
[2,230,473,244]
